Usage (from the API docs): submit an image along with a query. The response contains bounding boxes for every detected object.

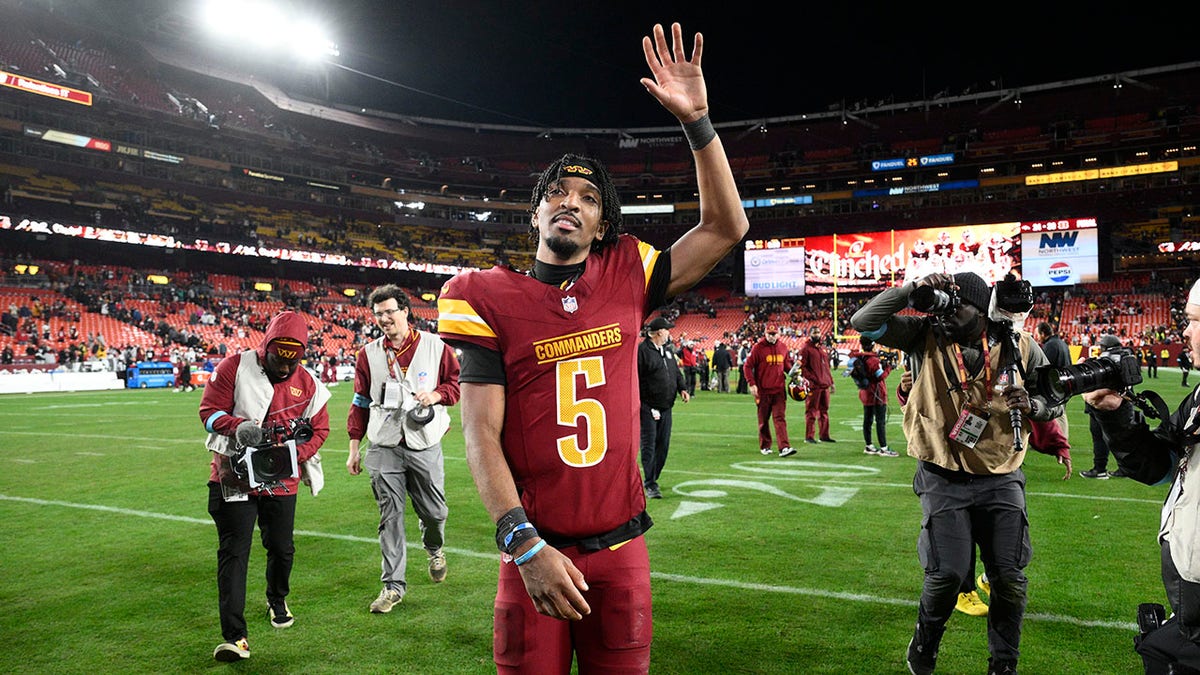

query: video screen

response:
[743,237,806,297]
[1018,218,1099,286]
[742,218,1098,296]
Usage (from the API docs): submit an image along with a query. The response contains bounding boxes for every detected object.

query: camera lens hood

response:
[407,404,435,426]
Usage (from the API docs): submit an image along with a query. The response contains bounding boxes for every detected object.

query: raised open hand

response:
[640,22,707,123]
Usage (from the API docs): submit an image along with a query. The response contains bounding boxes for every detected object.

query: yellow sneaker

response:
[977,573,991,597]
[955,591,989,617]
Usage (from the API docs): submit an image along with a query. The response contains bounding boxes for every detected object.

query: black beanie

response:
[953,272,992,313]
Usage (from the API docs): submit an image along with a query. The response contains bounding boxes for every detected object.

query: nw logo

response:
[1039,231,1079,248]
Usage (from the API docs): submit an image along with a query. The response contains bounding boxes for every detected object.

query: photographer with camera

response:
[1083,280,1200,674]
[851,336,895,457]
[1079,335,1127,479]
[199,311,331,662]
[851,271,1062,675]
[346,284,461,614]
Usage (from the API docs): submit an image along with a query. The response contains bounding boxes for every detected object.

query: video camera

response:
[232,418,312,488]
[263,418,314,446]
[879,349,900,370]
[1033,347,1143,406]
[993,273,1034,315]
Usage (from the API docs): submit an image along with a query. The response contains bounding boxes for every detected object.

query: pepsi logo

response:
[1048,261,1072,283]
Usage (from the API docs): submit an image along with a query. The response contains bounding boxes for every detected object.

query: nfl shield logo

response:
[562,296,579,313]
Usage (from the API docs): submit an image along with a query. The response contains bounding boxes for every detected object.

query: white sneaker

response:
[864,444,879,455]
[213,637,249,661]
[876,446,899,457]
[760,447,772,455]
[428,550,447,583]
[370,588,402,613]
[779,447,796,457]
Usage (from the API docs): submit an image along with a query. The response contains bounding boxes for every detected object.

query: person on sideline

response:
[678,339,699,396]
[1034,321,1073,444]
[852,336,895,457]
[199,311,331,662]
[1080,335,1124,479]
[1034,322,1071,370]
[436,22,749,674]
[736,339,752,394]
[712,341,734,393]
[1083,278,1200,673]
[897,367,989,616]
[852,271,1062,675]
[346,284,461,613]
[799,329,836,443]
[638,316,690,499]
[743,324,797,457]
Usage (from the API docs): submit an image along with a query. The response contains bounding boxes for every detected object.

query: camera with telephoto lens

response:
[909,285,960,314]
[1033,347,1143,406]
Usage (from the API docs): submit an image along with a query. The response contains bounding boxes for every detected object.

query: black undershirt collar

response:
[531,259,586,289]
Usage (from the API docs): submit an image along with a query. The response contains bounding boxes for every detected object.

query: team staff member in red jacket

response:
[199,311,331,662]
[799,329,836,443]
[743,324,797,457]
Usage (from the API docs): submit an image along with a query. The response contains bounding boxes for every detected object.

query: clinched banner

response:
[803,222,1023,294]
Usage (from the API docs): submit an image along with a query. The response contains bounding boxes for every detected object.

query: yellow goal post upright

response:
[830,230,898,347]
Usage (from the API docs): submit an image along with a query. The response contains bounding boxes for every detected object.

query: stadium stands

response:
[1,1,1199,377]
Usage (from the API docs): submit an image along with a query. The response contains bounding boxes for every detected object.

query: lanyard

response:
[950,327,992,401]
[383,333,416,381]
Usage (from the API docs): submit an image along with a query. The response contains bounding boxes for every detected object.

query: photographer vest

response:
[363,331,450,450]
[901,329,1034,474]
[1158,390,1200,582]
[204,349,331,457]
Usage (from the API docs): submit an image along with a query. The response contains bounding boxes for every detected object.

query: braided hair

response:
[529,153,623,253]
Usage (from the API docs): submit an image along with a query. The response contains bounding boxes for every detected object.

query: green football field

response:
[0,371,1185,674]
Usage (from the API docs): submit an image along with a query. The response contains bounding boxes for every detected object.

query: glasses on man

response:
[373,308,404,319]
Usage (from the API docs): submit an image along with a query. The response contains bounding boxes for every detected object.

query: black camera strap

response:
[1122,388,1195,447]
[1130,389,1176,428]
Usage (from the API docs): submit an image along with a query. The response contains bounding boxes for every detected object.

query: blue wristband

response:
[513,539,546,566]
[504,522,534,549]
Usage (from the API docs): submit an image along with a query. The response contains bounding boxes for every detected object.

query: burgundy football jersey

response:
[439,235,661,539]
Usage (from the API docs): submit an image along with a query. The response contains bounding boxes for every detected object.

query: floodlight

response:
[200,0,337,60]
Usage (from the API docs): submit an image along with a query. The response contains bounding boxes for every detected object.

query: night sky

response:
[110,1,1199,129]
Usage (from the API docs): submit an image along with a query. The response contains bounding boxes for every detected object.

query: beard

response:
[544,232,585,259]
[935,311,986,345]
